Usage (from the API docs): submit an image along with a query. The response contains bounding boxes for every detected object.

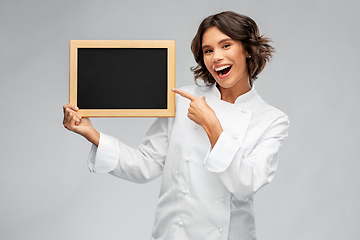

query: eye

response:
[222,44,230,49]
[203,49,213,54]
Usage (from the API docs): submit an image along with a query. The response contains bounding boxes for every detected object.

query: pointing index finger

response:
[172,88,198,101]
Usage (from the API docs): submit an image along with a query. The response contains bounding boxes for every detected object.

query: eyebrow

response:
[202,38,233,49]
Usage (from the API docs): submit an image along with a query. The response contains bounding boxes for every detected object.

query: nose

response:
[212,50,223,63]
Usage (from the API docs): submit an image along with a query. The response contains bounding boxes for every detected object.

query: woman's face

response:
[202,27,249,90]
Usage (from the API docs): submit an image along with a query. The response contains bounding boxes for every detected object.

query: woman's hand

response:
[172,88,223,147]
[63,104,100,146]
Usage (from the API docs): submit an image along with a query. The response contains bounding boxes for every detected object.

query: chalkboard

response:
[69,40,175,117]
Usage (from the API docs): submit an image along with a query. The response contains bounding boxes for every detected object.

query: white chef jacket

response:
[88,84,289,240]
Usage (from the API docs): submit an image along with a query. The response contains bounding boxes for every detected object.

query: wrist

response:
[83,128,100,147]
[203,117,223,147]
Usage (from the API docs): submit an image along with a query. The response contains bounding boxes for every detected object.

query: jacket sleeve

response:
[88,118,170,183]
[203,114,290,201]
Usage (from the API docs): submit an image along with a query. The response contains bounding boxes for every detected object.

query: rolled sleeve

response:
[88,132,120,173]
[204,114,289,201]
[203,131,241,172]
[214,116,289,200]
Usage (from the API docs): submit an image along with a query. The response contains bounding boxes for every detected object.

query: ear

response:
[246,50,251,58]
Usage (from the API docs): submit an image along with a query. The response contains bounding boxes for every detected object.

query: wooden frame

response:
[69,40,176,117]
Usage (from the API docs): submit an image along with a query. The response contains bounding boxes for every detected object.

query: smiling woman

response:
[191,11,274,86]
[201,27,250,102]
[63,11,289,240]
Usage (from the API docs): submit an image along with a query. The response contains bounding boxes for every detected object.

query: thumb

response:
[201,96,206,100]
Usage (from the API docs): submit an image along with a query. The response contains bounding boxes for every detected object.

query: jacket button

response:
[218,228,223,233]
[220,197,225,202]
[182,188,187,195]
[179,221,183,227]
[242,109,247,113]
[194,125,198,130]
[186,157,190,162]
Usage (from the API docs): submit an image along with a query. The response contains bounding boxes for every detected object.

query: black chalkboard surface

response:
[69,40,175,117]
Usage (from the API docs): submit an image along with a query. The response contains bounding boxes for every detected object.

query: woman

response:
[63,11,289,240]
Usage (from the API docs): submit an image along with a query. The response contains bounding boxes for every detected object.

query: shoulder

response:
[247,94,290,139]
[252,92,289,125]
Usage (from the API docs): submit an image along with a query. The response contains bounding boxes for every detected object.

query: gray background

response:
[1,0,359,239]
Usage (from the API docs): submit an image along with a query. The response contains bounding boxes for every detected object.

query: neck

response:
[217,78,251,104]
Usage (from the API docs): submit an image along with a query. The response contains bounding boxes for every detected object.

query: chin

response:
[215,77,241,89]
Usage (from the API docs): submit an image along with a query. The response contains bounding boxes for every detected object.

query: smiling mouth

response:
[215,65,232,76]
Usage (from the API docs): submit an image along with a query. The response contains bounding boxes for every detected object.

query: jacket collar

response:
[211,84,257,105]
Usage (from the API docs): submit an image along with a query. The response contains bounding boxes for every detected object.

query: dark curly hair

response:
[191,11,274,85]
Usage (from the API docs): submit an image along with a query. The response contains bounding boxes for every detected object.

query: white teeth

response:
[214,65,231,72]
